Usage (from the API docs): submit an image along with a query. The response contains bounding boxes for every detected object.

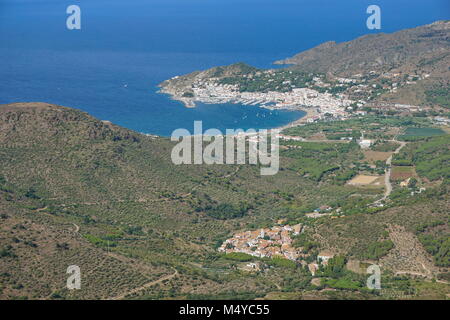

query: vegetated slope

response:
[1,103,448,299]
[0,102,333,299]
[0,102,201,203]
[275,21,449,77]
[0,199,168,300]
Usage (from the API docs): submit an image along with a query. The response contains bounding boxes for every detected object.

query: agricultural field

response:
[393,135,449,181]
[398,127,447,141]
[283,116,436,141]
[371,141,401,152]
[347,175,383,186]
[391,166,416,182]
[363,151,392,163]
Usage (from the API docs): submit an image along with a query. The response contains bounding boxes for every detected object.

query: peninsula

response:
[159,21,449,123]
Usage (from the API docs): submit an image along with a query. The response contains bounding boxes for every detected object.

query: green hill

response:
[0,103,448,300]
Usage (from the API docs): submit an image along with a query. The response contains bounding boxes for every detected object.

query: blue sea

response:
[0,0,448,136]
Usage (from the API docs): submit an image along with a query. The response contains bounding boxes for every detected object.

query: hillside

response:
[275,21,449,76]
[0,102,327,299]
[0,103,448,300]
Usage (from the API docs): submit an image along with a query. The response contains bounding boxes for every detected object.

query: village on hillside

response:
[218,223,337,275]
[218,224,304,261]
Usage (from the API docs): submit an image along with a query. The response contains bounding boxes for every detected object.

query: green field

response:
[404,127,446,136]
[394,135,450,181]
[399,127,446,140]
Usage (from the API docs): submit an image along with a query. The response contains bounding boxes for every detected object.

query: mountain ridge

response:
[274,20,450,76]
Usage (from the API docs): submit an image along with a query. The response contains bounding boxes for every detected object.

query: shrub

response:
[223,252,253,262]
[363,240,394,260]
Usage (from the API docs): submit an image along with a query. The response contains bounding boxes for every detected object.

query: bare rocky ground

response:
[380,225,439,278]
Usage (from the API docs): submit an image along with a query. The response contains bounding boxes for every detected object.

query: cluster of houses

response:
[433,117,450,126]
[305,205,334,218]
[218,224,303,261]
[218,222,338,276]
[366,102,429,114]
[240,251,336,275]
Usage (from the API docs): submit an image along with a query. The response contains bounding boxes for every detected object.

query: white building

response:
[358,139,372,149]
[317,251,334,265]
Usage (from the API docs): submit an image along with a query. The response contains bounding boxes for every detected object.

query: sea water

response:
[0,0,447,136]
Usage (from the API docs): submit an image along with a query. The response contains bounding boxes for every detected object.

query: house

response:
[317,250,334,265]
[283,247,299,261]
[313,205,332,213]
[306,212,332,218]
[280,230,291,243]
[265,246,282,258]
[266,230,280,240]
[358,139,372,149]
[243,262,260,272]
[292,224,302,235]
[219,223,307,262]
[400,178,411,187]
[259,229,265,239]
[259,240,270,249]
[308,263,319,276]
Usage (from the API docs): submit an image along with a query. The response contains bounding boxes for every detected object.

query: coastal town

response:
[159,64,434,124]
[160,71,353,119]
[179,80,352,113]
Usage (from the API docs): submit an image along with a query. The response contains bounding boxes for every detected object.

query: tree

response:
[408,178,418,188]
[321,255,347,277]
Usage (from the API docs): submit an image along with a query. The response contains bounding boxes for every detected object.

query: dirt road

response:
[109,269,178,300]
[377,140,407,202]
